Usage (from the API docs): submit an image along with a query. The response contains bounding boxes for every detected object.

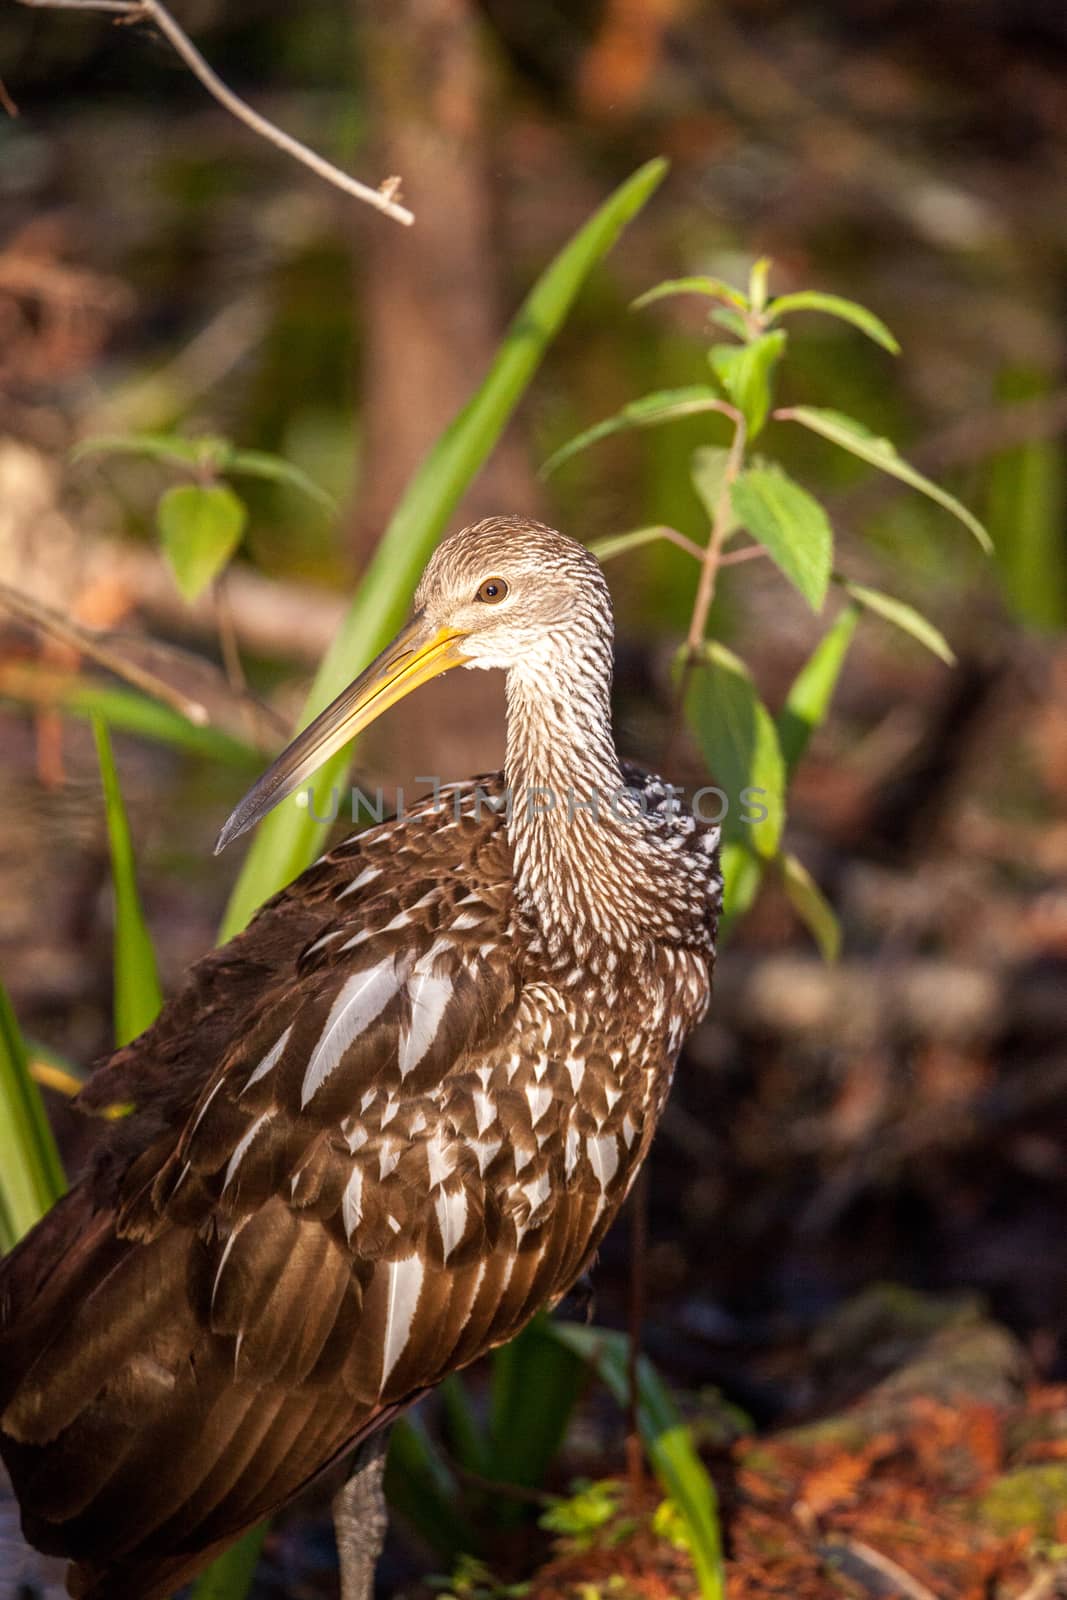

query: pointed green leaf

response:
[589,525,701,563]
[730,465,832,610]
[227,448,337,512]
[541,385,725,477]
[691,446,737,531]
[766,292,900,354]
[632,274,748,312]
[776,602,860,773]
[781,406,992,552]
[748,257,772,314]
[842,579,956,664]
[72,432,227,471]
[547,1323,725,1600]
[0,982,65,1251]
[157,483,247,602]
[781,851,841,962]
[222,159,669,939]
[709,330,787,439]
[92,718,164,1047]
[719,839,764,934]
[685,641,785,857]
[488,1314,584,1503]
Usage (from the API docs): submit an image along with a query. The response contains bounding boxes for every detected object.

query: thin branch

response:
[826,1538,939,1600]
[686,406,747,655]
[658,526,706,562]
[718,542,769,567]
[15,0,415,225]
[663,404,747,769]
[0,75,20,116]
[0,580,210,726]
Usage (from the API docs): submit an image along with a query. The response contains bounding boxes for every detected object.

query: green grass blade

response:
[220,157,668,939]
[0,982,66,1251]
[547,1322,725,1600]
[190,1526,268,1600]
[92,718,164,1046]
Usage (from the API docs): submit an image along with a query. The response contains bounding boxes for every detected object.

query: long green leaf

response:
[719,839,764,933]
[780,851,841,962]
[730,465,832,610]
[775,601,860,773]
[780,406,992,552]
[92,718,164,1046]
[548,1323,724,1600]
[684,641,785,858]
[541,385,726,478]
[766,291,900,354]
[72,431,220,471]
[841,579,956,665]
[0,982,65,1252]
[488,1314,584,1501]
[631,275,748,312]
[221,158,668,939]
[227,448,337,512]
[0,671,259,765]
[589,525,702,564]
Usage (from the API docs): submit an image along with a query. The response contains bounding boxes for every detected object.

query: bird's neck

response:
[504,644,657,962]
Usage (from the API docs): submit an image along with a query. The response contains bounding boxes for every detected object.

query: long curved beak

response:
[215,612,469,853]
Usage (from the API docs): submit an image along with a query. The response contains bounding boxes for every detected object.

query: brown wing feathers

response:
[1,777,695,1598]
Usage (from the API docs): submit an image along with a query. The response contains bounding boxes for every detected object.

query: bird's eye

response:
[475,577,509,604]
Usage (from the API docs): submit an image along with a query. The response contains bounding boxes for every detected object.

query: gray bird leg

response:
[332,1427,390,1600]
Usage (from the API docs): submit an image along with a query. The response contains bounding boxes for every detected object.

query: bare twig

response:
[1015,1563,1067,1600]
[15,0,415,225]
[657,526,706,562]
[823,1538,939,1600]
[0,75,19,117]
[718,542,769,567]
[0,579,210,725]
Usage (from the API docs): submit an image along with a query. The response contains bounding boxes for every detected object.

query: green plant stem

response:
[686,406,747,656]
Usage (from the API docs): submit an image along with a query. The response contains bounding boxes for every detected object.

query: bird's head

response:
[216,517,612,852]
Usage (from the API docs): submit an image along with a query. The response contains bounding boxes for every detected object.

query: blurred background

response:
[2,1,1067,1595]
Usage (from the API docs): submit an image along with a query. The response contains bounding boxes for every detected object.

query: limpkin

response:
[0,516,721,1600]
